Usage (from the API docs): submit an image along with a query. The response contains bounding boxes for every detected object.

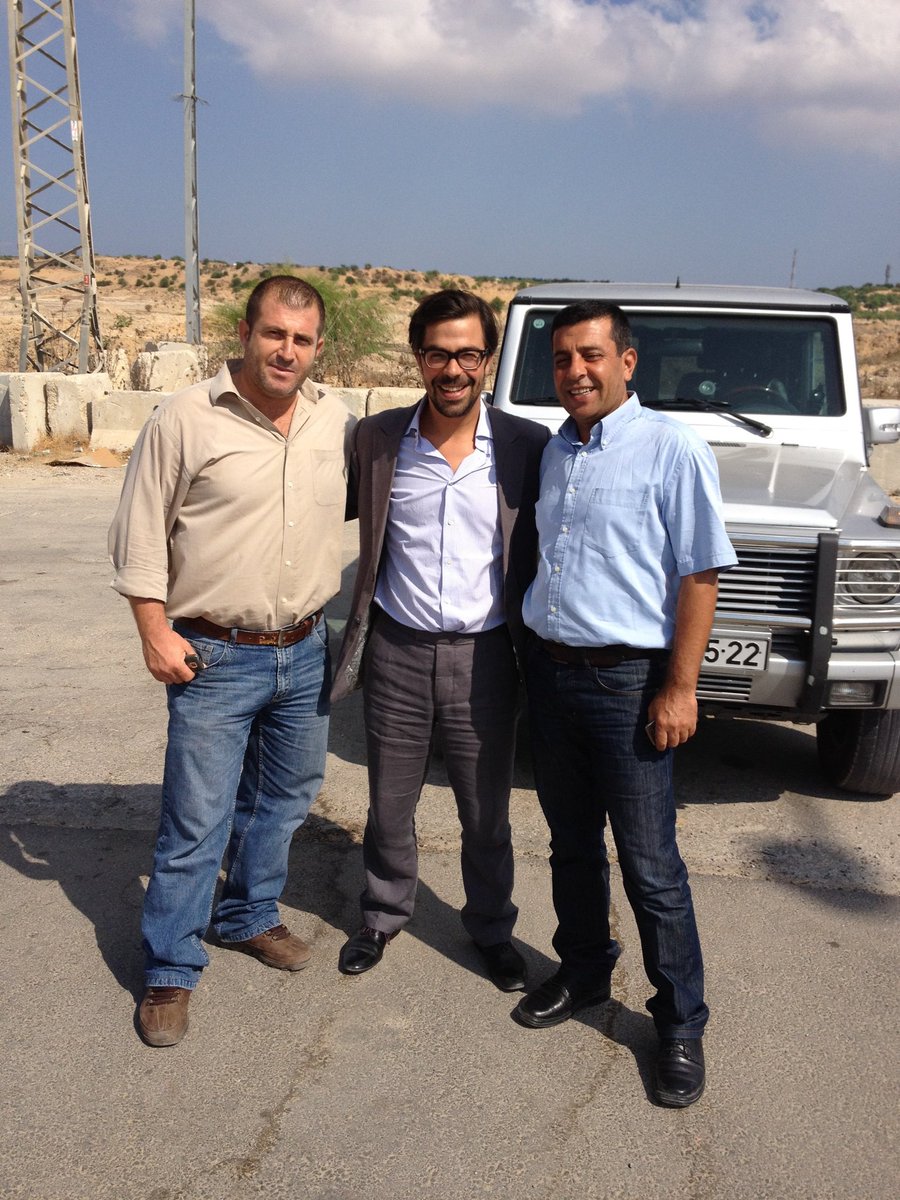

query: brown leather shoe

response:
[231,923,312,971]
[138,986,191,1047]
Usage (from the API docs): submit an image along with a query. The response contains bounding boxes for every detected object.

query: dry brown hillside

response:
[1,256,899,397]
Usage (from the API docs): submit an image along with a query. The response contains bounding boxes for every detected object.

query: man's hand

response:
[646,568,719,751]
[647,684,698,750]
[128,597,197,683]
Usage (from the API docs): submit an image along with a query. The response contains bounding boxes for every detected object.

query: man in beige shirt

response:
[109,275,354,1047]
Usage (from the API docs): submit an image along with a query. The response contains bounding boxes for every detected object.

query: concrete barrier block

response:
[869,444,900,496]
[366,387,420,415]
[90,390,165,452]
[45,373,113,439]
[327,387,370,419]
[4,372,67,451]
[104,347,132,390]
[132,342,207,392]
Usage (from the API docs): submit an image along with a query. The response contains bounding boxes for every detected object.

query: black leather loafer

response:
[338,926,394,975]
[476,941,527,992]
[653,1038,705,1107]
[513,969,610,1028]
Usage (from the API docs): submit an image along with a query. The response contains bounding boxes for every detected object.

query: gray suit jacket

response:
[330,401,550,702]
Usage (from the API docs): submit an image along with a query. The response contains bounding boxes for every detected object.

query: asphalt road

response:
[1,462,897,1200]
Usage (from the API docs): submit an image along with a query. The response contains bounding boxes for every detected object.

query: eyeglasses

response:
[418,347,490,370]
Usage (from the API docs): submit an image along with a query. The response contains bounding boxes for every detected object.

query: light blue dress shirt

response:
[522,393,737,648]
[374,399,505,633]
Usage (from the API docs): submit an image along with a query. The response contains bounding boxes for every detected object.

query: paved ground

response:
[1,462,898,1200]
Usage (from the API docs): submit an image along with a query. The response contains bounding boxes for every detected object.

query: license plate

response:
[703,630,770,673]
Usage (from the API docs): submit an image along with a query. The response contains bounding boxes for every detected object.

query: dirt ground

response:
[0,256,526,389]
[2,256,899,397]
[855,318,900,397]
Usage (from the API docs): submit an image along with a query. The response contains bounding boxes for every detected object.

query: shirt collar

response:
[559,391,641,448]
[405,395,494,444]
[209,360,240,405]
[209,360,321,419]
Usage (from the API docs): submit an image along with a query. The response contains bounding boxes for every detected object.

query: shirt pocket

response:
[312,450,346,507]
[582,486,649,558]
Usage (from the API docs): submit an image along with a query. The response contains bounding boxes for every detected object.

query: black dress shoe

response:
[513,969,610,1028]
[475,941,527,992]
[338,927,394,975]
[653,1038,705,1107]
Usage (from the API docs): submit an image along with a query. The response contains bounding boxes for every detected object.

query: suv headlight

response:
[837,553,900,604]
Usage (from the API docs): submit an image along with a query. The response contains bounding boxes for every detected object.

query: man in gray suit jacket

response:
[331,290,549,991]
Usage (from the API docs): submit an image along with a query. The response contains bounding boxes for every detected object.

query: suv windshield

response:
[508,310,845,417]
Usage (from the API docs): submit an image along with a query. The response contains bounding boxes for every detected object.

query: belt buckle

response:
[257,630,279,647]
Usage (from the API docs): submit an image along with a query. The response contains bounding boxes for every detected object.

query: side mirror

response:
[864,405,900,446]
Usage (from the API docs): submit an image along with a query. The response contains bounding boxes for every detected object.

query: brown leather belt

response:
[536,637,667,668]
[180,611,323,647]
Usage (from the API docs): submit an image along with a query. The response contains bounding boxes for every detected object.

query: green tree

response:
[207,270,393,386]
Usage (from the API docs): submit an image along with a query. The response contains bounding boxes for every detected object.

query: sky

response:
[3,0,899,289]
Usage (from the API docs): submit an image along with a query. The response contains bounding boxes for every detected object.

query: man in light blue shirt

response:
[515,300,737,1108]
[331,291,549,992]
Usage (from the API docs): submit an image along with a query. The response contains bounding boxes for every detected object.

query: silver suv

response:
[491,282,900,795]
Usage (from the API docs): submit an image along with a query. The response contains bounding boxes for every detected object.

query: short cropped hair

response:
[244,275,326,335]
[408,289,499,356]
[551,301,632,355]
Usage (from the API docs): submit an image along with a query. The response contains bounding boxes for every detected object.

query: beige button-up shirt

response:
[108,362,355,630]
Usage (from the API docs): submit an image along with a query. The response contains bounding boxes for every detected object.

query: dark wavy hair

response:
[408,289,499,355]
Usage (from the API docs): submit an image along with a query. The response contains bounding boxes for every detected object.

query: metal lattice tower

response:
[7,0,102,372]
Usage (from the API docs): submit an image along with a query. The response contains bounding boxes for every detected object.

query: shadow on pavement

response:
[677,718,894,806]
[0,786,549,999]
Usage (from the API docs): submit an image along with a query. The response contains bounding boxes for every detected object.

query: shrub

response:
[207,267,393,387]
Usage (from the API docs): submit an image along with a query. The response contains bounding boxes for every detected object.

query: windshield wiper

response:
[647,397,772,438]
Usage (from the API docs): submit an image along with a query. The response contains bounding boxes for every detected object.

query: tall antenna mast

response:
[182,0,200,344]
[7,0,102,372]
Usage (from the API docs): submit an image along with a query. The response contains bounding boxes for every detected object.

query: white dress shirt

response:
[374,399,504,633]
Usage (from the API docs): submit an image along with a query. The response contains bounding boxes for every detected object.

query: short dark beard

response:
[427,380,480,420]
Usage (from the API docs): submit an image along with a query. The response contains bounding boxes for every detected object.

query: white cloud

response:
[114,0,182,43]
[125,0,900,157]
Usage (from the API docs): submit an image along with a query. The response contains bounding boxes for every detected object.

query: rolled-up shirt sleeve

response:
[108,415,190,602]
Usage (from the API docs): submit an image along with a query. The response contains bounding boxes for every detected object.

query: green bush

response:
[208,268,393,387]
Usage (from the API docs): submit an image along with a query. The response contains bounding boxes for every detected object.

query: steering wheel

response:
[720,384,796,414]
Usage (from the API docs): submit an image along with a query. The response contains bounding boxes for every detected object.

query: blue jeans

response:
[526,643,707,1039]
[142,620,330,989]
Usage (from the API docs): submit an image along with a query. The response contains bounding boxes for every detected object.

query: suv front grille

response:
[696,673,753,701]
[716,544,817,622]
[702,541,817,706]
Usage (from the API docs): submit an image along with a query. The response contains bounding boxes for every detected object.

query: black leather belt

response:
[180,611,322,647]
[536,637,667,668]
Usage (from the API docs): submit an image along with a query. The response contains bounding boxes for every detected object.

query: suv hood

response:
[713,443,863,529]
